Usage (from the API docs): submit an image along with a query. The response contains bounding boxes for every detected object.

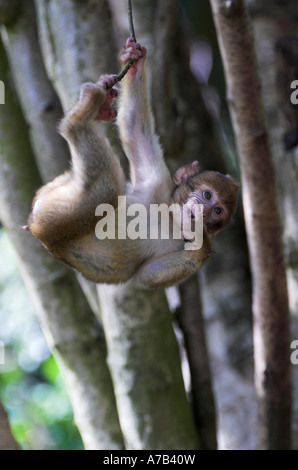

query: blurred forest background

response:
[0,0,297,450]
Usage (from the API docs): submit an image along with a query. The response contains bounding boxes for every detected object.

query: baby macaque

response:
[27,38,239,288]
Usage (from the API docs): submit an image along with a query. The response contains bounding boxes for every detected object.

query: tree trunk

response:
[0,0,68,182]
[177,274,217,450]
[0,401,19,450]
[98,282,199,450]
[0,35,123,450]
[248,0,298,449]
[34,0,118,110]
[210,0,291,450]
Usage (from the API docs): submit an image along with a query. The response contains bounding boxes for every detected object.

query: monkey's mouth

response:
[186,206,202,233]
[190,203,203,221]
[182,199,203,226]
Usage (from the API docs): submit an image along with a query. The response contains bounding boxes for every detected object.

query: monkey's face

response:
[173,170,240,236]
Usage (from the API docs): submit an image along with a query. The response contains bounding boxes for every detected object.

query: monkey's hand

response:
[173,161,200,185]
[92,74,118,121]
[120,37,146,77]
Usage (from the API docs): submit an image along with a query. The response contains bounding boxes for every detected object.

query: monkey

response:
[172,161,239,236]
[27,38,240,289]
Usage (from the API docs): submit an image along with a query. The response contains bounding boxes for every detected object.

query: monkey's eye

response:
[204,191,212,200]
[214,207,222,215]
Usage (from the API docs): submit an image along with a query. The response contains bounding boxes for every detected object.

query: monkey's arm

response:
[29,76,125,258]
[117,38,171,188]
[137,228,212,289]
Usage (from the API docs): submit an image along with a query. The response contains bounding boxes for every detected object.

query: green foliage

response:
[0,230,83,450]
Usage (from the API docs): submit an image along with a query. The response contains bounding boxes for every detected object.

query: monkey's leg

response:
[118,38,171,188]
[29,77,125,249]
[59,76,125,199]
[137,230,212,288]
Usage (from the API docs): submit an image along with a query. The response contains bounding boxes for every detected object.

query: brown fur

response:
[28,39,239,288]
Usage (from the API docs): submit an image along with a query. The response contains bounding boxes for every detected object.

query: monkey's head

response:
[172,163,240,236]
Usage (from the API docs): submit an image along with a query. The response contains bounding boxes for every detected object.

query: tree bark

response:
[0,36,123,450]
[98,282,199,450]
[34,0,118,110]
[177,274,217,450]
[0,401,19,450]
[209,0,291,449]
[0,0,68,182]
[248,0,298,449]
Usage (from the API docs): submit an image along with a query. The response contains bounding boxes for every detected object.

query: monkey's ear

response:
[225,174,241,191]
[173,161,200,185]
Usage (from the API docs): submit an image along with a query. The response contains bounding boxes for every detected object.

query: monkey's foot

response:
[95,75,118,121]
[78,79,118,122]
[173,161,200,185]
[120,37,147,76]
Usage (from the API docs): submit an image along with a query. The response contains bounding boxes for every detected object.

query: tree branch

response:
[177,274,217,450]
[0,35,123,450]
[98,281,200,450]
[0,401,19,450]
[0,0,68,182]
[210,0,291,449]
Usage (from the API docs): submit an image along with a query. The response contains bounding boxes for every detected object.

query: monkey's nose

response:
[203,207,212,221]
